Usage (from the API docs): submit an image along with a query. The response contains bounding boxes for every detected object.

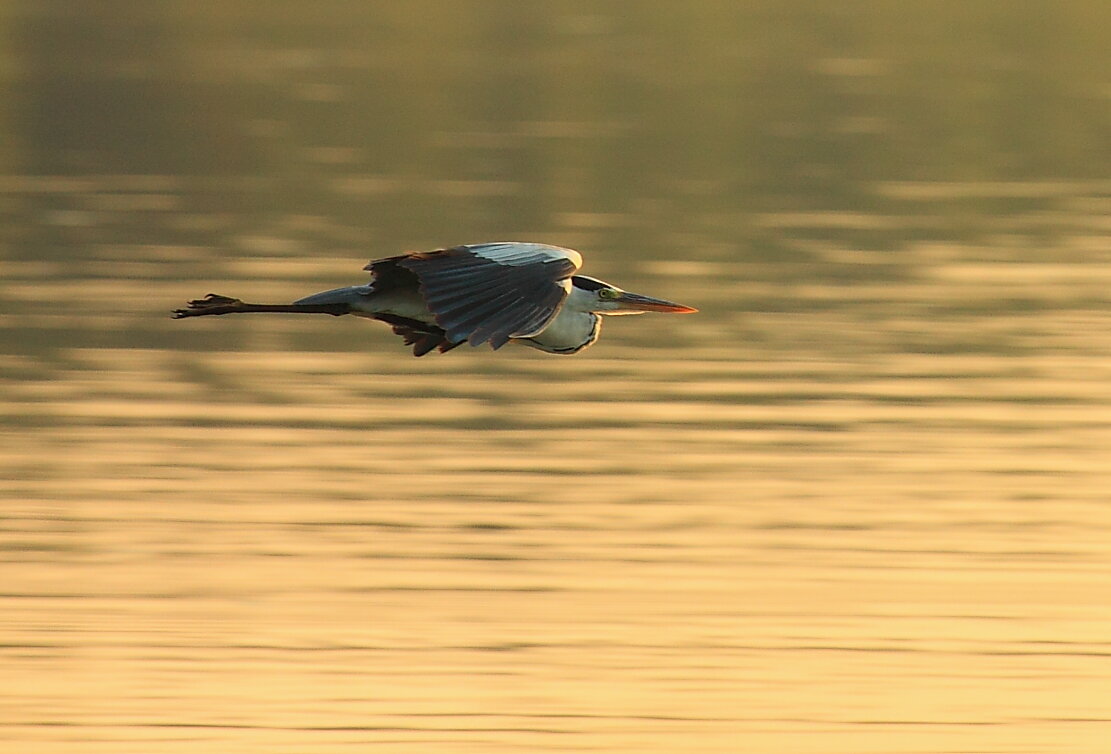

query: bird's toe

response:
[171,294,244,318]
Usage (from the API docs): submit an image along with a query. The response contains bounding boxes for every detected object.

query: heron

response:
[173,242,697,356]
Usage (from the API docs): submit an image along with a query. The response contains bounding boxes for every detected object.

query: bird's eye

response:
[599,288,619,300]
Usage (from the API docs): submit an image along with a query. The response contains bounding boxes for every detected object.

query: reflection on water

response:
[2,3,1111,753]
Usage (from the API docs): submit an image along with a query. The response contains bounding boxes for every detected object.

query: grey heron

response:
[173,242,697,356]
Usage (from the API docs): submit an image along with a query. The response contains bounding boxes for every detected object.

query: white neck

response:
[520,286,601,353]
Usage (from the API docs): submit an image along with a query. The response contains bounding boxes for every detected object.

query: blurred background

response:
[2,2,1110,752]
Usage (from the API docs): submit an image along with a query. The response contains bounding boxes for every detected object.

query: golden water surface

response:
[4,218,1111,752]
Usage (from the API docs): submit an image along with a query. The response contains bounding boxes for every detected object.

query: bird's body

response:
[173,243,696,356]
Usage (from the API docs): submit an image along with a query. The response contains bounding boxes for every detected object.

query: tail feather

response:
[293,285,373,307]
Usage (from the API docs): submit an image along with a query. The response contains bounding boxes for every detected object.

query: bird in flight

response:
[173,242,697,356]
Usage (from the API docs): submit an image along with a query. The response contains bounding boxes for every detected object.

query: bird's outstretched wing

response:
[366,243,582,350]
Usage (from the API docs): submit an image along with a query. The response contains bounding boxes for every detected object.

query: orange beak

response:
[614,291,698,314]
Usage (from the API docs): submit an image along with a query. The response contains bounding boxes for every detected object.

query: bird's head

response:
[571,276,698,316]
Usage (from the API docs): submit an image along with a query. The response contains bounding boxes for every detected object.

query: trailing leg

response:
[172,294,350,319]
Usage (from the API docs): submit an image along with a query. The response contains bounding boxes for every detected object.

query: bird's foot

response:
[172,294,244,318]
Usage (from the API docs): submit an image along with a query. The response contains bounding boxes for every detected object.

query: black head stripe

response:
[571,275,610,292]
